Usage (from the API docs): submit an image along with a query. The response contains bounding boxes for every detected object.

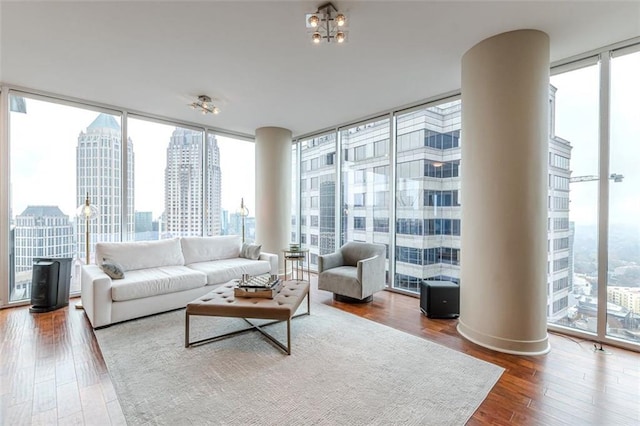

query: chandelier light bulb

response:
[335,14,346,26]
[212,107,220,114]
[336,31,345,43]
[312,32,322,44]
[308,15,319,27]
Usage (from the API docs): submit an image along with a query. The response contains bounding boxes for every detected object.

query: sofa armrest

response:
[318,251,344,273]
[357,255,386,297]
[259,251,278,276]
[81,265,113,328]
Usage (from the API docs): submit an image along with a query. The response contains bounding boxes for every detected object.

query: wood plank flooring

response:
[1,278,638,425]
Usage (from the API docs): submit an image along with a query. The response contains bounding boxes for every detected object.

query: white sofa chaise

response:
[81,235,278,328]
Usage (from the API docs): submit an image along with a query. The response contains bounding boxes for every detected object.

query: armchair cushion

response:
[342,242,386,267]
[318,266,361,299]
[318,251,343,273]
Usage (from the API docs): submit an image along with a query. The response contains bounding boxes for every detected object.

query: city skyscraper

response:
[164,129,221,237]
[134,211,156,241]
[547,86,573,321]
[13,205,74,299]
[76,114,134,263]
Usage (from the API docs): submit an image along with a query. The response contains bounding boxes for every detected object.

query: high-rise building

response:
[607,287,640,315]
[14,206,74,271]
[164,129,221,237]
[76,114,134,263]
[300,133,337,267]
[13,205,74,299]
[547,86,573,321]
[134,211,156,241]
[319,179,336,255]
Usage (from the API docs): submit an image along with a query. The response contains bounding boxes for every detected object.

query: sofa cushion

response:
[181,235,242,264]
[111,265,207,302]
[186,258,271,285]
[96,238,185,272]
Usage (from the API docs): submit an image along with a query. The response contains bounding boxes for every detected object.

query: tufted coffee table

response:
[185,280,310,354]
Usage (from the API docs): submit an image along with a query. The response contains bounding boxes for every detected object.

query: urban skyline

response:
[9,112,246,301]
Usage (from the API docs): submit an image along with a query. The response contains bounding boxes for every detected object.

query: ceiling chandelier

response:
[190,95,220,115]
[306,2,347,44]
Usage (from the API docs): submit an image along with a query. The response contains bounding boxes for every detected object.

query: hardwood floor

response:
[1,278,638,425]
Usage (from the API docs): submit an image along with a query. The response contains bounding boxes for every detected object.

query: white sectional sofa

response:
[81,235,278,328]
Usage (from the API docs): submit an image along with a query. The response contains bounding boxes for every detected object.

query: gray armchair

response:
[318,241,386,303]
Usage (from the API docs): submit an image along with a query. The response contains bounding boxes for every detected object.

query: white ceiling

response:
[1,1,639,138]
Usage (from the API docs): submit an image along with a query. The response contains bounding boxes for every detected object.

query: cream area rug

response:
[95,302,503,425]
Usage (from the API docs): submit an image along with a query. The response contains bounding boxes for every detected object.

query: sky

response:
[8,51,638,228]
[551,51,640,227]
[10,101,255,220]
[127,118,255,219]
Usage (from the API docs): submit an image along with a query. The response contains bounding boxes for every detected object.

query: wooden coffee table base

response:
[185,280,310,355]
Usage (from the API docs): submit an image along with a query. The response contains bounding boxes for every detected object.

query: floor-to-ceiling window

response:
[291,42,639,350]
[127,117,176,242]
[545,48,640,348]
[216,135,255,241]
[549,63,600,334]
[340,118,391,284]
[299,132,337,270]
[128,119,250,242]
[607,49,640,344]
[8,94,122,300]
[127,117,221,241]
[3,90,255,308]
[290,142,298,244]
[394,101,461,292]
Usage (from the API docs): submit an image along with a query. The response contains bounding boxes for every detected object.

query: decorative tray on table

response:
[233,274,283,299]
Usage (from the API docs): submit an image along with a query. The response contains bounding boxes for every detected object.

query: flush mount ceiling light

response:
[189,95,220,115]
[306,2,347,44]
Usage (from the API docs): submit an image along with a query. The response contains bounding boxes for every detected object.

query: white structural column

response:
[255,127,292,275]
[457,30,551,355]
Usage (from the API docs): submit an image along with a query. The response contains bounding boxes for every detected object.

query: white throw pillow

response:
[240,243,261,260]
[100,258,125,279]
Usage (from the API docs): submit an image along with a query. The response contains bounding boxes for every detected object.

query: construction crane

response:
[570,173,624,183]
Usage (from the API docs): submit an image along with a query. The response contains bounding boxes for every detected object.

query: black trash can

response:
[29,257,72,313]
